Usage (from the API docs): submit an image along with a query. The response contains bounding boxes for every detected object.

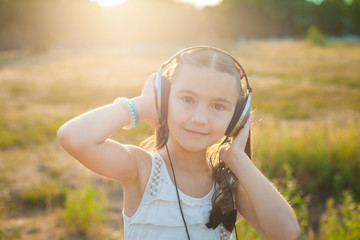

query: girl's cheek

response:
[216,117,232,134]
[169,103,188,122]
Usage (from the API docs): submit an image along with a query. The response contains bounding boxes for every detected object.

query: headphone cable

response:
[165,144,191,240]
[165,140,239,240]
[220,163,239,240]
[220,136,239,240]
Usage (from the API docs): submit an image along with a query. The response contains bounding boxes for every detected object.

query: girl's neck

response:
[158,138,210,173]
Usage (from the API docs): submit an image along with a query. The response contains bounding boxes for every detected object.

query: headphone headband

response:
[155,46,252,137]
[159,46,252,92]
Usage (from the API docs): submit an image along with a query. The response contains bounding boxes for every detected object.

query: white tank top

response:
[122,152,233,240]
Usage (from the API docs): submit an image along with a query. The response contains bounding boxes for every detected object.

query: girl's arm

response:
[221,114,300,240]
[57,74,159,184]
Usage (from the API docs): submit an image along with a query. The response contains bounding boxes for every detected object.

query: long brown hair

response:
[144,48,251,215]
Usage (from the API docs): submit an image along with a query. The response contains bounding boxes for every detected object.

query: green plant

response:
[21,181,66,211]
[276,164,310,235]
[306,26,327,46]
[319,191,360,240]
[0,120,63,150]
[0,229,21,240]
[254,118,360,201]
[0,196,5,217]
[62,184,106,236]
[235,219,263,240]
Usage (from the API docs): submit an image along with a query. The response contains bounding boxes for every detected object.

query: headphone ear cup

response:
[155,65,171,125]
[160,75,170,122]
[225,96,250,137]
[235,105,251,136]
[155,69,163,120]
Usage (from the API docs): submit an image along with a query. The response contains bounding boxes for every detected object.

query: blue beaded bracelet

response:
[113,97,139,129]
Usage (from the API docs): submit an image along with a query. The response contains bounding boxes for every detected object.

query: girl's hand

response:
[220,113,253,166]
[134,73,160,129]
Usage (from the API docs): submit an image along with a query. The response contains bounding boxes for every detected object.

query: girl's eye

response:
[182,97,194,104]
[213,104,224,111]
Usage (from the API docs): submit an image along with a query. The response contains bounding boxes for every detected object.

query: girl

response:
[57,46,300,240]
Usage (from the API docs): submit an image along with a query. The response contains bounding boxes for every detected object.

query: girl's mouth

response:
[185,128,208,137]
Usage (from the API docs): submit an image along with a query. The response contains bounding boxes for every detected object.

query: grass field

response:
[0,40,359,239]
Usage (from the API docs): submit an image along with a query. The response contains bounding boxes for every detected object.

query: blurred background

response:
[0,0,359,239]
[0,0,360,50]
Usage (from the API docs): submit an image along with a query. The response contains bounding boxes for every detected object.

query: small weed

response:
[62,183,106,236]
[0,121,63,150]
[20,181,67,211]
[319,191,360,239]
[254,117,360,200]
[235,219,262,239]
[275,164,310,235]
[0,229,21,240]
[306,26,327,46]
[312,76,360,89]
[0,196,5,217]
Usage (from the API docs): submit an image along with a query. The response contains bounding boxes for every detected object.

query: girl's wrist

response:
[130,96,146,121]
[113,97,139,129]
[113,95,154,130]
[222,149,250,170]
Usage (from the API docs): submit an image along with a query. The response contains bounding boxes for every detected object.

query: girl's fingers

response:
[141,73,157,95]
[138,73,161,129]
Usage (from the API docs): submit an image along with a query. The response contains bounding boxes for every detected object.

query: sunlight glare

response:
[91,0,127,7]
[91,0,222,8]
[178,0,222,8]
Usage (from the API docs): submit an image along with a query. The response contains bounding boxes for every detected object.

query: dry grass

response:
[0,40,359,239]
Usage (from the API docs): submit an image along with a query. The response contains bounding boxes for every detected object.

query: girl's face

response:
[167,65,239,152]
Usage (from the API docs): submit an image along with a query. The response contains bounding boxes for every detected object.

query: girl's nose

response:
[191,104,208,125]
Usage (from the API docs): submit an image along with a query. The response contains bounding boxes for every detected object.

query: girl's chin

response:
[178,139,218,153]
[167,131,221,152]
[170,138,208,153]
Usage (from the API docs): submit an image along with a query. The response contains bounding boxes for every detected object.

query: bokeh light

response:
[91,0,127,7]
[177,0,222,8]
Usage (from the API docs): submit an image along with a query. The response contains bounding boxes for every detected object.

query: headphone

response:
[154,46,252,137]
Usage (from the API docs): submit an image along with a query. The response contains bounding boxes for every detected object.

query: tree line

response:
[0,0,359,51]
